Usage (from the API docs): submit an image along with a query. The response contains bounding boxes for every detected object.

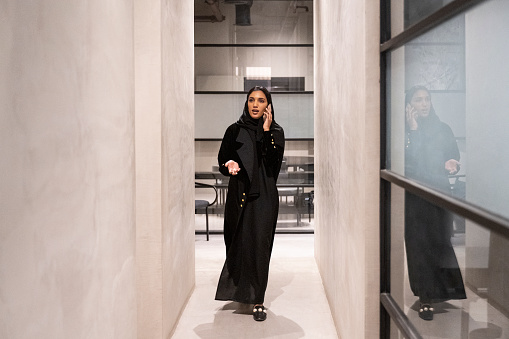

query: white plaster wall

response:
[135,0,195,338]
[161,0,195,336]
[314,0,380,338]
[0,2,136,338]
[134,0,164,336]
[1,1,194,338]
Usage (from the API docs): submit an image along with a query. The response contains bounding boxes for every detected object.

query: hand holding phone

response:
[263,104,272,131]
[406,103,418,130]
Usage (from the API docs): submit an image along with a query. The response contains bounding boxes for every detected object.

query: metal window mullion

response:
[195,44,313,48]
[195,91,314,95]
[380,169,509,239]
[380,0,487,53]
[380,294,423,339]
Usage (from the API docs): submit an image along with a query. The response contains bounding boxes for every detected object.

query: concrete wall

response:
[314,1,380,338]
[0,1,195,338]
[161,0,195,337]
[0,2,136,338]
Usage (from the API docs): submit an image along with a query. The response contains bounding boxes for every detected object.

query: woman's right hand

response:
[445,159,460,174]
[406,103,418,130]
[225,160,240,175]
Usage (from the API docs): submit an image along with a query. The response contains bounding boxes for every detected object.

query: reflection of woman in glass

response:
[215,86,285,322]
[404,85,466,321]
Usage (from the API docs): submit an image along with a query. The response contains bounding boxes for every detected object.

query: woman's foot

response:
[418,303,434,321]
[253,304,267,321]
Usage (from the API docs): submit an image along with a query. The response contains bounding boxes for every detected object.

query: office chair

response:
[195,182,218,241]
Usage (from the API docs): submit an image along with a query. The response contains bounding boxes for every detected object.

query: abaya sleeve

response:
[441,124,460,162]
[218,124,242,177]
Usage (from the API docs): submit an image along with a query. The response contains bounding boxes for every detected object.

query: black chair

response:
[195,182,218,241]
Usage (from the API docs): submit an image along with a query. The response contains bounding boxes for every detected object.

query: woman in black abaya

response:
[215,86,285,322]
[404,85,466,321]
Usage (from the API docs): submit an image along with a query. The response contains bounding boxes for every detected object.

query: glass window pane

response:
[195,46,313,92]
[195,1,313,44]
[390,183,509,337]
[194,1,314,236]
[386,0,509,220]
[389,0,456,38]
[195,93,313,139]
[195,139,314,234]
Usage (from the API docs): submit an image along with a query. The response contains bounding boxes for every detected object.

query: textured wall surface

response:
[1,1,195,338]
[0,2,137,338]
[314,0,380,338]
[161,0,195,337]
[134,0,164,336]
[135,0,195,338]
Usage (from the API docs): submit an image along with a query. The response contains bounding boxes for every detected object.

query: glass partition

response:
[390,183,509,337]
[195,93,313,139]
[195,139,315,234]
[194,0,314,236]
[390,0,456,37]
[382,0,509,337]
[195,46,314,92]
[386,1,509,220]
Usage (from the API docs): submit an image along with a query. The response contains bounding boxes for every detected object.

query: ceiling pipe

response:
[194,15,220,22]
[196,0,225,23]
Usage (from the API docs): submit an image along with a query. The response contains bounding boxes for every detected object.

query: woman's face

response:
[409,89,431,119]
[247,91,268,120]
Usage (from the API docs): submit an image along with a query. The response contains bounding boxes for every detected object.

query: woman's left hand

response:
[263,104,272,131]
[445,159,460,174]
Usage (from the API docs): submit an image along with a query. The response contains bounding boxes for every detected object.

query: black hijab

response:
[236,86,284,198]
[405,85,459,187]
[405,85,442,133]
[236,86,284,140]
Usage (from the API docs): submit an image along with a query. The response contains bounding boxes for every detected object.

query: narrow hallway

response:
[172,234,338,338]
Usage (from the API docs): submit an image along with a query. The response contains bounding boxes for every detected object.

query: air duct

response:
[235,4,251,26]
[225,0,253,26]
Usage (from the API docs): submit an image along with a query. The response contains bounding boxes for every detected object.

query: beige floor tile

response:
[172,234,338,339]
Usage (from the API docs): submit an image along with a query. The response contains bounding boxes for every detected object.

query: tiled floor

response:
[171,234,338,339]
[400,233,509,339]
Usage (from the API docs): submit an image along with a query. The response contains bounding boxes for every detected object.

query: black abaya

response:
[404,110,466,302]
[215,122,284,304]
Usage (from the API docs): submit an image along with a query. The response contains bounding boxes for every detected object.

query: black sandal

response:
[253,305,267,321]
[419,303,434,321]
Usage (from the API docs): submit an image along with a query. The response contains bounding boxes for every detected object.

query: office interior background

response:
[2,0,509,338]
[194,0,315,234]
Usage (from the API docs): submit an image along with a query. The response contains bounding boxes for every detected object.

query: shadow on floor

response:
[193,302,306,339]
